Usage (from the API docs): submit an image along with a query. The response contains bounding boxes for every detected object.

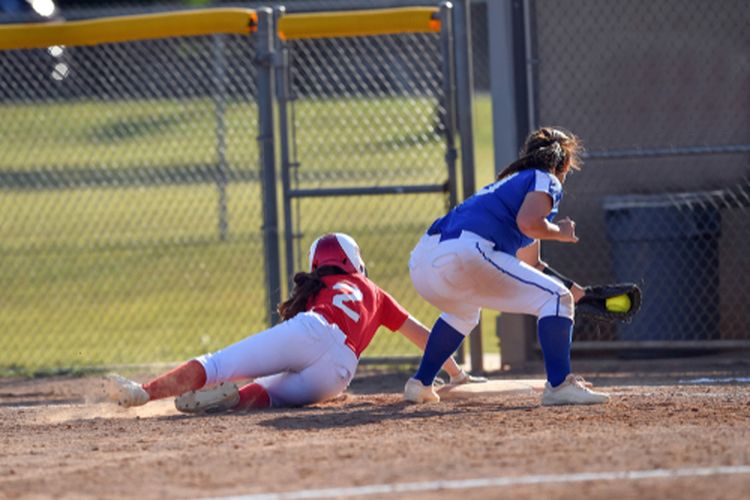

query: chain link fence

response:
[0,2,460,373]
[527,0,750,347]
[2,0,747,375]
[0,29,267,373]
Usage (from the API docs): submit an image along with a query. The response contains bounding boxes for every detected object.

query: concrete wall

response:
[528,0,750,340]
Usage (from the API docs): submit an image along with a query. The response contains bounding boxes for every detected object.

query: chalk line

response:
[206,464,750,500]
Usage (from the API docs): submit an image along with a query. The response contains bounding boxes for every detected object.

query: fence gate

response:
[276,6,462,361]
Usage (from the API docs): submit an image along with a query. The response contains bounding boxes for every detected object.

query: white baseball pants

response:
[195,311,358,407]
[409,231,574,336]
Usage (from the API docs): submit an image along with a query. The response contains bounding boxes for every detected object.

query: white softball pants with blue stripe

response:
[195,312,358,407]
[409,232,574,336]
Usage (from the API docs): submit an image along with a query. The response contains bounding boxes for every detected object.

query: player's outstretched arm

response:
[397,315,486,384]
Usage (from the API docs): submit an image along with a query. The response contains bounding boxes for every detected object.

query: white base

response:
[438,379,545,400]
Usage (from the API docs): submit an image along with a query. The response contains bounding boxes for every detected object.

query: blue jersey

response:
[427,169,562,255]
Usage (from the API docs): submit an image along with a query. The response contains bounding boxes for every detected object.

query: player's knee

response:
[559,290,574,319]
[557,288,575,319]
[539,289,574,320]
[440,310,480,336]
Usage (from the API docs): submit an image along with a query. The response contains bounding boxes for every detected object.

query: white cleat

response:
[174,382,240,414]
[449,370,489,386]
[541,374,610,406]
[103,374,150,407]
[404,377,440,404]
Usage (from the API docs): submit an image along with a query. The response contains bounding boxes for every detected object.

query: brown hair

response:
[277,266,347,321]
[496,127,583,181]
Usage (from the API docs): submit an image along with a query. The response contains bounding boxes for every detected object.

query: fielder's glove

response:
[576,283,642,324]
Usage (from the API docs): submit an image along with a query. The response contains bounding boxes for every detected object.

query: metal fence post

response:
[453,0,483,373]
[439,2,459,211]
[274,6,297,288]
[439,1,464,364]
[520,0,538,133]
[488,0,520,171]
[488,0,537,370]
[212,33,229,242]
[256,8,282,325]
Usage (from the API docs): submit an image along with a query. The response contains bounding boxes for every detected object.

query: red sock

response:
[236,383,270,410]
[143,360,207,400]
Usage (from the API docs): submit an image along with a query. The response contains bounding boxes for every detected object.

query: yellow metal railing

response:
[278,7,440,40]
[0,7,441,51]
[0,9,257,50]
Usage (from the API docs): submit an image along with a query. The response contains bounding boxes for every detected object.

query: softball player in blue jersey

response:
[405,127,609,406]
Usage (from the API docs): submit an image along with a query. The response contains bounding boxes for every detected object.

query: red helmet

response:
[308,233,366,275]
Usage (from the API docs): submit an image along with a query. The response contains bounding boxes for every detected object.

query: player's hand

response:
[556,217,579,243]
[449,368,488,385]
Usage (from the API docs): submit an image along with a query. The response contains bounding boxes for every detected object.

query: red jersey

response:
[307,273,409,358]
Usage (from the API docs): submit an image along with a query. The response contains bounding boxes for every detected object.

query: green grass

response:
[0,94,496,375]
[1,99,256,170]
[0,185,269,372]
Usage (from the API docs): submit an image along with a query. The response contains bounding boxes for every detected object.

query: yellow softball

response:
[605,294,631,313]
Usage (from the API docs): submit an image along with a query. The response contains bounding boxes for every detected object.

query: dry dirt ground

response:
[1,356,749,500]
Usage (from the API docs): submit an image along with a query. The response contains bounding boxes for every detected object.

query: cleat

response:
[541,374,610,406]
[174,382,240,414]
[404,377,440,404]
[103,374,150,407]
[448,370,489,386]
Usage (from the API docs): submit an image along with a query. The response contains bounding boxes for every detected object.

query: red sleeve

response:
[378,288,410,332]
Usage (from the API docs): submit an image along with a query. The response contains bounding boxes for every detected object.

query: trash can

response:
[602,192,721,343]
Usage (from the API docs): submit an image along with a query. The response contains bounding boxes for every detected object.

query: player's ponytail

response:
[277,266,347,321]
[496,127,582,181]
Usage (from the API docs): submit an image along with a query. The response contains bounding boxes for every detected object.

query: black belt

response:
[427,228,463,242]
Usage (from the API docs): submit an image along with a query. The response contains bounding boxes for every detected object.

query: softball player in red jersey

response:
[105,233,484,412]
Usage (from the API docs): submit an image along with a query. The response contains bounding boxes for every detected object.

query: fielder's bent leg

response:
[412,318,465,387]
[537,315,574,387]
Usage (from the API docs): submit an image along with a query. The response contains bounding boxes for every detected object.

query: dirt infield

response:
[2,357,749,499]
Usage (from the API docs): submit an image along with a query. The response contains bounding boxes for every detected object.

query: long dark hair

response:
[496,127,583,181]
[277,266,348,321]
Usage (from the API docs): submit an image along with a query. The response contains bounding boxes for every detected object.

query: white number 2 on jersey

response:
[332,282,363,322]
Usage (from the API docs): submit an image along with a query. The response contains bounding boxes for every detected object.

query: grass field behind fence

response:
[0,95,495,375]
[2,99,253,171]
